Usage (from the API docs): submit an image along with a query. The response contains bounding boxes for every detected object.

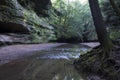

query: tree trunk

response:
[88,0,113,55]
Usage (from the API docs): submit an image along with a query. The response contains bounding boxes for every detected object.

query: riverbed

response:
[0,43,99,80]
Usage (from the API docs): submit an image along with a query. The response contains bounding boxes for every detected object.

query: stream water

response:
[0,44,92,80]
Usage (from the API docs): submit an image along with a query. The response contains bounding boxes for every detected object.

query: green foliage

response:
[49,0,97,42]
[101,0,120,25]
[101,0,120,39]
[109,29,120,39]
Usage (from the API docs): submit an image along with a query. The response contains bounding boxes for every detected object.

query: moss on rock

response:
[74,44,120,80]
[0,0,56,44]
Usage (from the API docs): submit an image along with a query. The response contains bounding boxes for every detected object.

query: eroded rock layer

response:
[0,0,55,44]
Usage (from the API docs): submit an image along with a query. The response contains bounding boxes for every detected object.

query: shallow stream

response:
[0,43,92,80]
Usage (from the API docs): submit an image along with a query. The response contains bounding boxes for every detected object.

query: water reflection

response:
[22,44,90,80]
[0,44,91,80]
[35,45,90,60]
[23,59,86,80]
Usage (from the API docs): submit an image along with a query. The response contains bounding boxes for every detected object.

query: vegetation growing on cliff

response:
[0,0,120,80]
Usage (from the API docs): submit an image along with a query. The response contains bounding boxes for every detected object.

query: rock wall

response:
[18,0,51,17]
[0,0,56,44]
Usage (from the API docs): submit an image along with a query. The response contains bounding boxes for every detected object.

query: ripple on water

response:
[36,52,80,60]
[35,47,90,60]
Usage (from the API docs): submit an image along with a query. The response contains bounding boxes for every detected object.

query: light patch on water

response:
[36,52,81,60]
[35,46,91,60]
[49,48,89,52]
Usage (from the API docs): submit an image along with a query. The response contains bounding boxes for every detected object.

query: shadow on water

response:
[0,44,92,80]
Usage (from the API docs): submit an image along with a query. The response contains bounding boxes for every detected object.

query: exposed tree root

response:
[74,44,120,80]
